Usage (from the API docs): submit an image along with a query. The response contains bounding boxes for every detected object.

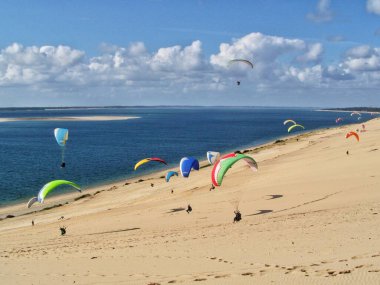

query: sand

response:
[0,116,139,122]
[0,119,379,284]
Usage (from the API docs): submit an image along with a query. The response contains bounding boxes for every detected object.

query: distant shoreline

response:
[317,109,380,114]
[0,116,140,122]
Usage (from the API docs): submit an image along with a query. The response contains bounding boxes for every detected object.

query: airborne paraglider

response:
[134,158,167,171]
[351,111,361,117]
[165,171,178,182]
[211,153,258,187]
[283,119,296,126]
[229,59,254,69]
[180,157,199,178]
[206,151,220,165]
[336,118,343,123]
[228,59,254,85]
[288,124,305,133]
[27,180,81,208]
[345,131,359,142]
[54,128,69,168]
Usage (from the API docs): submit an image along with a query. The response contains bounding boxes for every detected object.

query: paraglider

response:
[351,111,361,117]
[288,124,305,133]
[283,119,296,126]
[27,180,81,208]
[165,171,178,182]
[211,153,258,187]
[345,131,359,142]
[336,118,343,123]
[54,128,69,168]
[207,151,220,165]
[134,158,167,171]
[229,59,254,69]
[180,157,199,178]
[228,59,254,85]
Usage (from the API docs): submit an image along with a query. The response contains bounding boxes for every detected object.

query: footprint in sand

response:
[194,278,207,282]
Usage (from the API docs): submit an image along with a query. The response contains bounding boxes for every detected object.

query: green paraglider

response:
[211,153,258,186]
[27,180,81,208]
[288,124,305,133]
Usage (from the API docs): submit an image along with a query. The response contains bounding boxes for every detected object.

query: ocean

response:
[0,107,369,207]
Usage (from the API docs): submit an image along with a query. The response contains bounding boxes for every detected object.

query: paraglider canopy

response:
[180,157,199,178]
[27,180,81,208]
[134,158,167,171]
[350,111,361,117]
[288,124,305,133]
[229,59,254,69]
[283,119,296,126]
[211,153,258,187]
[207,151,220,165]
[165,171,178,182]
[345,131,359,142]
[54,128,69,147]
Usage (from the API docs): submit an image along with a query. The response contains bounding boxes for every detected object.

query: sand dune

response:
[0,118,379,284]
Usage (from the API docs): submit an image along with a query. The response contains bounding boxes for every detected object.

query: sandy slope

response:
[0,119,379,285]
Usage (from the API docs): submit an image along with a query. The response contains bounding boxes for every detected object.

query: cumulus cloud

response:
[344,45,380,71]
[367,0,380,15]
[307,0,333,22]
[0,43,85,86]
[150,40,204,71]
[210,32,305,67]
[297,43,323,62]
[2,32,380,107]
[322,65,355,81]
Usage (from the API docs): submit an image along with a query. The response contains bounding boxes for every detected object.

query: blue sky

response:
[1,0,380,107]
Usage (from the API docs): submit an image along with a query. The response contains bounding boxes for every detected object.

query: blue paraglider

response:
[54,128,69,168]
[165,171,178,182]
[179,157,199,178]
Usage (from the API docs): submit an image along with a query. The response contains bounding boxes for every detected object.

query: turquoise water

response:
[0,107,369,206]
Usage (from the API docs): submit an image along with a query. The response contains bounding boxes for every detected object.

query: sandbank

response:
[0,116,139,122]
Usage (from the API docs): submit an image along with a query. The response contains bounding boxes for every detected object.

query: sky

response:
[1,0,380,107]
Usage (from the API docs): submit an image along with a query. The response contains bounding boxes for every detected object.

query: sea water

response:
[0,107,368,206]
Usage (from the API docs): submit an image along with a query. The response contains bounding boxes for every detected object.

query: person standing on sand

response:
[32,220,34,226]
[60,226,67,236]
[233,210,242,223]
[186,204,192,214]
[346,150,349,155]
[209,184,215,191]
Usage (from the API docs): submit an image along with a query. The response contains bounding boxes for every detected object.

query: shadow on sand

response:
[266,194,283,200]
[246,209,273,216]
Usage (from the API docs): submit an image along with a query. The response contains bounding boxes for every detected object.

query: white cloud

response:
[150,40,204,71]
[367,0,380,15]
[210,32,305,67]
[2,33,380,107]
[307,0,333,22]
[297,43,323,62]
[344,45,380,71]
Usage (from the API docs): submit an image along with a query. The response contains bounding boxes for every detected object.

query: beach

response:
[0,118,379,284]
